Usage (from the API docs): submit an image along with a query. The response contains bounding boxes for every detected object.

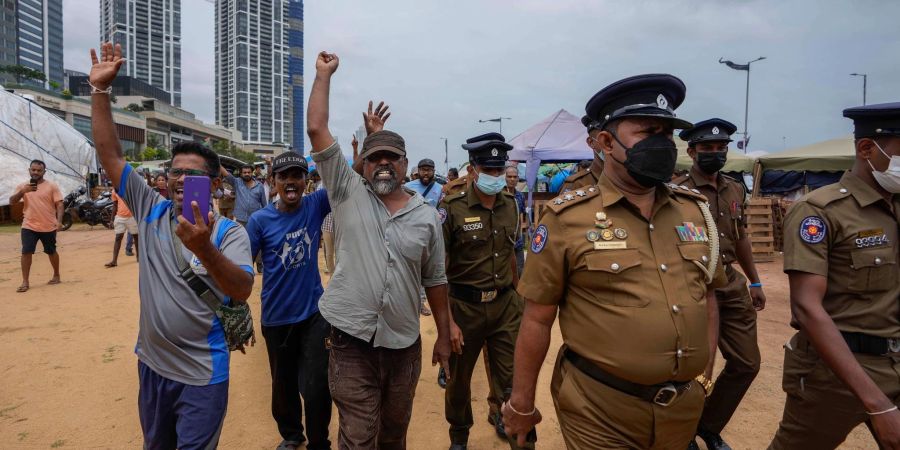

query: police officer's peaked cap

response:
[583,74,693,132]
[679,118,737,145]
[462,132,512,168]
[843,102,900,138]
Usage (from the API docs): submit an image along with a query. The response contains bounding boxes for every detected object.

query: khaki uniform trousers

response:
[769,333,900,449]
[445,288,529,448]
[699,265,761,434]
[551,349,705,449]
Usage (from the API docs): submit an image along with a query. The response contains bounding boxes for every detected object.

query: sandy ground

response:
[0,223,877,449]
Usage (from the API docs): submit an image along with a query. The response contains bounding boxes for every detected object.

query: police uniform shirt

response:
[518,174,727,385]
[672,170,747,265]
[442,174,470,197]
[561,159,603,193]
[439,187,520,290]
[783,172,900,337]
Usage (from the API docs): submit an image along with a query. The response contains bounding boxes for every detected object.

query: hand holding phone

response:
[29,178,38,191]
[181,175,211,225]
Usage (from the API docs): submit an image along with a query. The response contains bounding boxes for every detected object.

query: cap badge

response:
[657,94,668,109]
[491,149,498,157]
[712,126,720,135]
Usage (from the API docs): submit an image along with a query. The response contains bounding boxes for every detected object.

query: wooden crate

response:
[746,198,777,262]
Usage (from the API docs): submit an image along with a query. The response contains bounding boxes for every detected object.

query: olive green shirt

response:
[439,187,520,290]
[783,171,900,337]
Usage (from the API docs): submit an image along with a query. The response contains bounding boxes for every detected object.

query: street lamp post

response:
[719,56,766,153]
[478,117,511,134]
[440,137,449,173]
[850,73,868,105]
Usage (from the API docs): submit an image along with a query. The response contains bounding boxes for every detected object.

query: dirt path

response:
[0,225,875,449]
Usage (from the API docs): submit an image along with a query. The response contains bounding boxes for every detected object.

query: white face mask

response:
[867,142,900,194]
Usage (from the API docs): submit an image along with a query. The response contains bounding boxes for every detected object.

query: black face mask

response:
[611,132,678,187]
[697,152,727,174]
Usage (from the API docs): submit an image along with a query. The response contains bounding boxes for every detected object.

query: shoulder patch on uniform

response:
[531,224,549,253]
[547,187,600,213]
[438,207,448,224]
[799,216,827,244]
[665,183,708,202]
[670,174,690,185]
[806,184,851,208]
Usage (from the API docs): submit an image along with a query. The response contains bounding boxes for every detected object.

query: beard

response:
[369,165,398,195]
[242,175,252,181]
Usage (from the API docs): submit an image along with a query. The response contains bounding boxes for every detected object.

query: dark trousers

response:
[445,289,526,447]
[262,313,332,449]
[328,326,421,450]
[137,361,228,450]
[699,266,761,434]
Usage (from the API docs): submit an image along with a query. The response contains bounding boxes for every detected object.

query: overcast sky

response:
[64,0,900,168]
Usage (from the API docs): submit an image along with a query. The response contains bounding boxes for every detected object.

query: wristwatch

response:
[695,374,714,396]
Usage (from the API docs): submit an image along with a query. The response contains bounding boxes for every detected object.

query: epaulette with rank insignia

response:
[444,190,467,203]
[546,186,600,213]
[806,183,852,208]
[670,173,690,185]
[665,183,709,203]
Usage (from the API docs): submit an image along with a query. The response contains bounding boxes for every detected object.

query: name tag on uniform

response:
[594,241,627,250]
[856,228,890,248]
[464,217,481,223]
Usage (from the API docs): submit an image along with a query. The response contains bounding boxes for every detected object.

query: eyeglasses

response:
[168,168,211,177]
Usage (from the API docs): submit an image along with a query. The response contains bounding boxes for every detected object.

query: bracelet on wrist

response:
[749,282,762,288]
[504,400,536,416]
[867,405,898,416]
[88,81,112,95]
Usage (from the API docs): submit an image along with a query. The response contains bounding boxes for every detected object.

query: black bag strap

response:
[422,181,436,198]
[170,215,223,312]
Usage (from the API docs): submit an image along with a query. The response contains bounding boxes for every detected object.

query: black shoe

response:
[687,439,701,450]
[125,249,134,256]
[491,412,507,439]
[697,430,732,450]
[449,445,467,450]
[437,367,447,388]
[276,440,302,450]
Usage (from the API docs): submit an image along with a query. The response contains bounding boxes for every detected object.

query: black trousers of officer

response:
[699,265,761,434]
[445,288,529,448]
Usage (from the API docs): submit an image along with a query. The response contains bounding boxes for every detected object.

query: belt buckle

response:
[652,384,679,407]
[480,290,498,302]
[887,338,900,354]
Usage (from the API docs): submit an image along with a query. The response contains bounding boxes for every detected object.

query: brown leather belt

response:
[564,349,692,407]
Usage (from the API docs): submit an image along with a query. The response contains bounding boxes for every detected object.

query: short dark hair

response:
[171,142,221,175]
[30,159,46,169]
[240,164,253,172]
[448,168,459,176]
[578,160,592,169]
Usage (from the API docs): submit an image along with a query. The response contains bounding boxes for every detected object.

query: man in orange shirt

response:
[9,159,64,293]
[106,190,139,268]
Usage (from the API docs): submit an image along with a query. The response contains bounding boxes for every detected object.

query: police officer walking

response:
[672,118,765,450]
[502,74,727,449]
[769,103,900,449]
[439,132,526,450]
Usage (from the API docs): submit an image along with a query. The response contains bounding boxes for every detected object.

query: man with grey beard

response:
[307,50,455,450]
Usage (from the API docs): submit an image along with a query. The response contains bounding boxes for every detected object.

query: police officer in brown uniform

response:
[439,132,526,450]
[672,118,765,450]
[502,74,728,449]
[769,103,900,449]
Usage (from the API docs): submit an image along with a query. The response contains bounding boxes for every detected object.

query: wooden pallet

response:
[746,198,777,262]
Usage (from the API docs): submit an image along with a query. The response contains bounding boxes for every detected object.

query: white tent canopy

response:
[0,87,97,206]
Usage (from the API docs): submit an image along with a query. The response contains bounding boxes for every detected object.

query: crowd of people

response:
[10,41,898,450]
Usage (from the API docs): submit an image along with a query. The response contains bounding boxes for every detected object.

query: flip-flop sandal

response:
[47,279,61,284]
[16,285,29,293]
[104,262,117,268]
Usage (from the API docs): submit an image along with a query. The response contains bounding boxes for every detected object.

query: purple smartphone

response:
[181,175,211,224]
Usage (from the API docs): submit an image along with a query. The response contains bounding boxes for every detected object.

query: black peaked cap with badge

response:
[462,132,512,168]
[272,151,309,173]
[679,118,738,145]
[581,74,693,131]
[843,102,900,138]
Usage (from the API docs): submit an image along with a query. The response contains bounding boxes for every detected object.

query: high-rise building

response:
[0,0,63,88]
[100,0,182,106]
[286,0,302,153]
[215,0,292,153]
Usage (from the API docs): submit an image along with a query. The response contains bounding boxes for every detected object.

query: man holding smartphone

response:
[9,159,63,293]
[89,42,255,449]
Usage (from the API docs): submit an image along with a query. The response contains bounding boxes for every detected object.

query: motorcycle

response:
[60,186,114,231]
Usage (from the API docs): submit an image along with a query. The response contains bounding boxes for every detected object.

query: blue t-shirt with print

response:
[246,190,331,326]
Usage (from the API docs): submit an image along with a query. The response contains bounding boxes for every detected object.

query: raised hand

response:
[89,42,125,90]
[363,100,391,134]
[315,51,339,75]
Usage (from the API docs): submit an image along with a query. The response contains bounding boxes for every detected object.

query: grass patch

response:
[102,345,121,363]
[0,402,23,418]
[17,431,27,441]
[51,439,66,448]
[0,223,20,234]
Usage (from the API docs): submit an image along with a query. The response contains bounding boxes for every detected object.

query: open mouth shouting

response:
[282,184,300,201]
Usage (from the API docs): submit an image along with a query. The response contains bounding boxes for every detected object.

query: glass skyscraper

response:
[100,0,182,106]
[0,0,63,88]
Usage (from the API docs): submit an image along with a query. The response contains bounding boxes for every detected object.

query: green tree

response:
[48,80,60,90]
[60,89,73,99]
[125,103,144,112]
[0,65,46,84]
